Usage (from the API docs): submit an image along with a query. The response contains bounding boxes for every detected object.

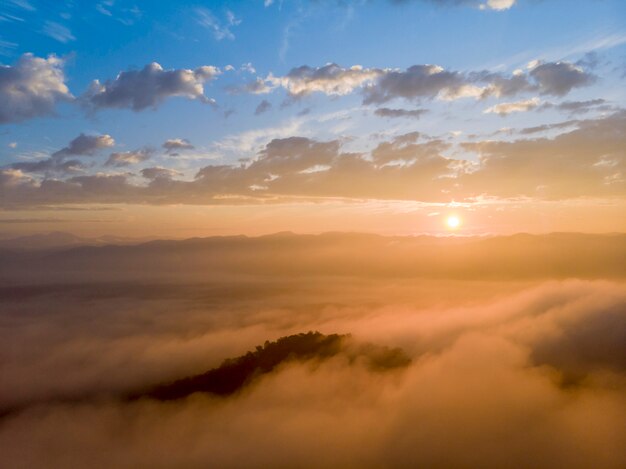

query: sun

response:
[446,215,461,229]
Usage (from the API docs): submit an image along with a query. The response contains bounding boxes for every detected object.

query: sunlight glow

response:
[446,215,461,229]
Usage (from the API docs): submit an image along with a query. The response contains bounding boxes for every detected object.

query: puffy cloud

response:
[0,53,73,124]
[106,148,152,167]
[276,64,383,97]
[170,134,456,201]
[370,131,449,164]
[191,136,347,195]
[228,77,274,95]
[1,113,624,205]
[64,174,138,197]
[485,97,541,115]
[461,111,626,198]
[362,64,467,104]
[363,0,518,11]
[482,0,516,10]
[11,158,84,175]
[253,136,342,173]
[10,133,114,175]
[0,168,32,189]
[254,99,272,115]
[528,61,596,96]
[373,107,427,119]
[471,61,594,99]
[242,60,594,104]
[240,64,384,98]
[162,138,194,155]
[474,70,534,98]
[83,62,220,111]
[141,166,181,180]
[53,133,115,158]
[240,62,256,74]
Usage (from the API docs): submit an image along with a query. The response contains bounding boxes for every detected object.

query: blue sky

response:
[2,0,624,155]
[0,0,625,236]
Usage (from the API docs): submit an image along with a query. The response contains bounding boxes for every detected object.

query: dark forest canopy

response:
[129,332,411,402]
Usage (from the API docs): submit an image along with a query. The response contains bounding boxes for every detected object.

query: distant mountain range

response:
[0,231,150,251]
[1,231,624,283]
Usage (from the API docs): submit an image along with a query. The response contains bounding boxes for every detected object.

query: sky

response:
[1,0,625,237]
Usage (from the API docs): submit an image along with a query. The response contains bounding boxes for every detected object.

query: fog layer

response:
[0,234,624,468]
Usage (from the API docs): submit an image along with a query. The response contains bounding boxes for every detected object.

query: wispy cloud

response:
[0,38,17,56]
[195,8,241,41]
[10,0,35,11]
[486,31,626,71]
[96,1,114,17]
[42,21,75,43]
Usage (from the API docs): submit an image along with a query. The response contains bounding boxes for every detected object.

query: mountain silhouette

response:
[128,331,411,402]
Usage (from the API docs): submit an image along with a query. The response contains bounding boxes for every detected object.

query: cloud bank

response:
[0,255,623,468]
[1,111,624,206]
[239,59,595,104]
[0,53,598,126]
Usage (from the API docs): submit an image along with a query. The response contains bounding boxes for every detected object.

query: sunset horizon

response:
[1,0,625,468]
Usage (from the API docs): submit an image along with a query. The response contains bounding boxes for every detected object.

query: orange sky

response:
[2,198,625,239]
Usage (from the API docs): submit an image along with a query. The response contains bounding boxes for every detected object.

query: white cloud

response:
[0,54,73,124]
[239,59,595,104]
[42,21,75,43]
[163,138,195,155]
[483,0,516,11]
[195,7,241,41]
[10,0,35,11]
[54,133,115,158]
[84,62,220,111]
[214,119,304,156]
[0,38,17,56]
[241,62,256,74]
[141,166,182,180]
[529,61,596,96]
[10,133,115,175]
[484,97,541,115]
[241,64,384,98]
[106,148,153,167]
